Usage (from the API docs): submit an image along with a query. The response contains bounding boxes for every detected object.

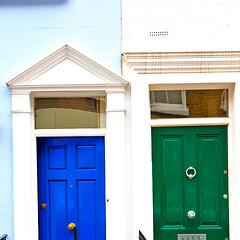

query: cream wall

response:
[122,0,240,52]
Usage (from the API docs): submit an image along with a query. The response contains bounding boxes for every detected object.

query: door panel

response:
[38,137,106,240]
[49,180,68,240]
[162,136,184,228]
[152,126,229,240]
[198,135,220,227]
[77,180,96,240]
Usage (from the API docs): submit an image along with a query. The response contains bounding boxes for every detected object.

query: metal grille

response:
[178,234,206,240]
[139,231,147,240]
[0,234,7,240]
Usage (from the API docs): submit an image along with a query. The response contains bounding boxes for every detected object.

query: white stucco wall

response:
[122,0,240,52]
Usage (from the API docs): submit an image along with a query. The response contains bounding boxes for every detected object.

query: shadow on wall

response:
[0,0,67,5]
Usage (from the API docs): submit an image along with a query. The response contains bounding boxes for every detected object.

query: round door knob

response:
[187,210,196,219]
[41,203,46,209]
[68,223,76,230]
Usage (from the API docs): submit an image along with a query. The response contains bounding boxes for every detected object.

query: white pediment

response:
[7,45,128,92]
[29,59,106,85]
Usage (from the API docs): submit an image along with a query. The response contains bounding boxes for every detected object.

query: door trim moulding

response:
[34,129,107,137]
[148,82,234,240]
[151,118,230,127]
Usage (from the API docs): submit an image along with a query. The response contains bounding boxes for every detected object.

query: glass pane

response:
[35,97,106,129]
[152,91,167,103]
[150,89,228,119]
[168,90,182,104]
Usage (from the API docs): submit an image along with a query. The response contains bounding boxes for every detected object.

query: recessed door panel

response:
[198,135,220,227]
[77,180,96,240]
[76,145,96,169]
[162,136,184,228]
[49,180,68,240]
[152,126,229,240]
[48,146,67,169]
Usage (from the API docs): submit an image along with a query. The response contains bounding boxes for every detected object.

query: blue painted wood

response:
[38,137,106,240]
[76,145,95,169]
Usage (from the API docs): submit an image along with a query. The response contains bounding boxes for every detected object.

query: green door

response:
[152,126,229,240]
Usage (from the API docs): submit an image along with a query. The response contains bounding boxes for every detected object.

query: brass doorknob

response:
[41,203,47,209]
[68,223,76,230]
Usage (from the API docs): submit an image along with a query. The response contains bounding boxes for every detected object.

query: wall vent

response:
[150,31,168,37]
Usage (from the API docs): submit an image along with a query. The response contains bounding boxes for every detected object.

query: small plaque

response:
[178,234,206,240]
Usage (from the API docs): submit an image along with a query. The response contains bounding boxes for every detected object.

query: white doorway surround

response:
[7,45,128,240]
[122,50,240,240]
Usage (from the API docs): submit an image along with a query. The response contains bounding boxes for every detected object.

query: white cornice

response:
[10,85,126,95]
[7,45,128,93]
[123,51,240,74]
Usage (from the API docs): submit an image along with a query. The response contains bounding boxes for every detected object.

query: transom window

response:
[150,89,228,119]
[35,97,106,129]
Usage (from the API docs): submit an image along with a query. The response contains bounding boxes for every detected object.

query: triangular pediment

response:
[7,45,128,92]
[29,59,108,86]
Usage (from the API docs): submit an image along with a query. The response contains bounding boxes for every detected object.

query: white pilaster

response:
[130,79,153,240]
[12,94,38,240]
[230,82,240,240]
[105,89,127,240]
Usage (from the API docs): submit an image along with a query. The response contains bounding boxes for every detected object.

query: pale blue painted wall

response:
[0,1,121,239]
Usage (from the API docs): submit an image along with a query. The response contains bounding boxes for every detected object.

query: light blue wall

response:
[0,0,121,239]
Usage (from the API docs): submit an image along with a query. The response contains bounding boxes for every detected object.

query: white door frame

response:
[150,83,234,238]
[7,45,129,240]
[128,75,236,239]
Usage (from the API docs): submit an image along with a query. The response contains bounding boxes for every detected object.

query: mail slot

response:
[178,234,206,240]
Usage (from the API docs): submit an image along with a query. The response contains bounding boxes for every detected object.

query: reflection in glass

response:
[150,89,228,119]
[35,97,106,129]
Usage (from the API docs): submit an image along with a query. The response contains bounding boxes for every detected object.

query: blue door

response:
[38,137,106,240]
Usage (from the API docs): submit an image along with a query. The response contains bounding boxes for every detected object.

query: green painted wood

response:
[162,137,184,227]
[152,126,229,240]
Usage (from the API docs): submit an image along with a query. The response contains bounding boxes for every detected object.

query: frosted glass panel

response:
[35,97,106,129]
